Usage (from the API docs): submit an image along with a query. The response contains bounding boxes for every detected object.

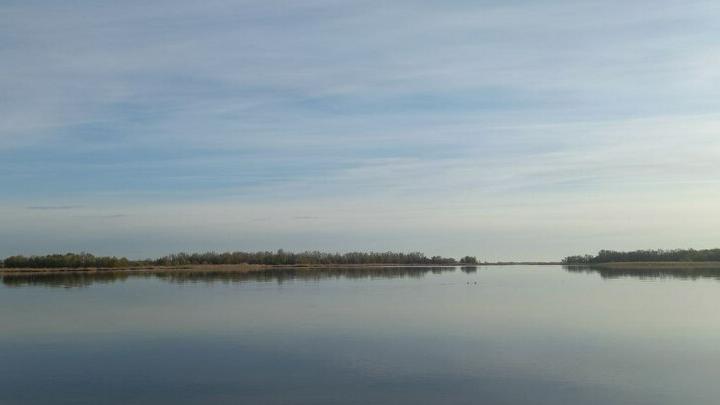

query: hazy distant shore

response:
[567,261,720,270]
[0,263,448,276]
[0,262,563,276]
[6,261,720,276]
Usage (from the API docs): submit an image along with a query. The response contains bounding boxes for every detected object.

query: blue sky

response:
[2,0,720,260]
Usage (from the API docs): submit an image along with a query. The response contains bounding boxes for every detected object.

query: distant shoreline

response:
[566,261,720,270]
[0,263,445,276]
[481,262,561,266]
[6,261,720,276]
[0,262,560,276]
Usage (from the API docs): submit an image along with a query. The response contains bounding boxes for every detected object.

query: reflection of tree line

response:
[2,266,466,288]
[10,265,716,286]
[564,265,720,280]
[1,272,140,288]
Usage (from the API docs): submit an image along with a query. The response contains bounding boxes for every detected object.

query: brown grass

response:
[0,262,461,276]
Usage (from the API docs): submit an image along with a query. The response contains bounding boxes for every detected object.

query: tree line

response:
[562,249,720,264]
[2,250,479,269]
[3,253,130,269]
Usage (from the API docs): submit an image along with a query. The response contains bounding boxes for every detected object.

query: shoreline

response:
[566,261,720,270]
[0,263,455,276]
[5,261,719,277]
[0,262,560,276]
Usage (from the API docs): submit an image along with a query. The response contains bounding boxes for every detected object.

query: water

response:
[2,265,720,404]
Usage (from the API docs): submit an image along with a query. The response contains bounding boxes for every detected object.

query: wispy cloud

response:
[26,205,83,210]
[71,214,127,219]
[2,0,720,258]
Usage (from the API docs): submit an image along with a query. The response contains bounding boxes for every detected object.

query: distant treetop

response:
[562,249,720,264]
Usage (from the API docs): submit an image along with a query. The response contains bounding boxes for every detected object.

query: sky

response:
[2,0,720,260]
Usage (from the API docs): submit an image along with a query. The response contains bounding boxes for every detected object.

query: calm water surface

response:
[2,265,720,404]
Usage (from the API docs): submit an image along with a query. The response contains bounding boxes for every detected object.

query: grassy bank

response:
[572,261,720,270]
[0,262,466,276]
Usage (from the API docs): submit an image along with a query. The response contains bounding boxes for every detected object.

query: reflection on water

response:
[564,265,720,280]
[3,265,720,405]
[9,263,720,288]
[1,266,460,288]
